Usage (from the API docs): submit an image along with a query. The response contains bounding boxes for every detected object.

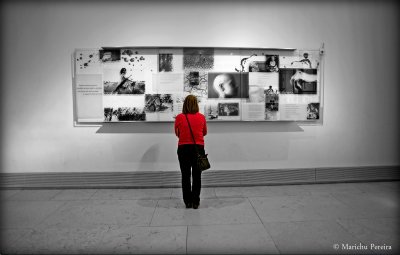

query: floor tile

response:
[337,218,399,254]
[376,181,400,191]
[215,187,244,198]
[0,189,22,200]
[331,192,398,218]
[51,189,98,200]
[352,181,400,195]
[187,224,279,254]
[241,186,270,197]
[263,184,312,197]
[264,220,373,254]
[249,194,363,223]
[0,228,34,253]
[0,182,398,254]
[0,201,66,228]
[240,185,311,197]
[91,188,172,200]
[151,198,261,226]
[171,187,216,199]
[3,226,110,254]
[6,190,63,201]
[6,225,187,254]
[94,225,187,254]
[38,199,157,228]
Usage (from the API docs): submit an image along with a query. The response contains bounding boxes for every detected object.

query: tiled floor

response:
[0,181,398,254]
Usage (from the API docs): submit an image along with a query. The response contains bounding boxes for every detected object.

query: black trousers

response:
[177,144,204,205]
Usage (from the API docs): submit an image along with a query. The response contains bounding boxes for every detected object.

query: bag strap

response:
[185,114,197,145]
[185,114,201,155]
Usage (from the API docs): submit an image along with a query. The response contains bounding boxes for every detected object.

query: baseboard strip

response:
[1,165,398,189]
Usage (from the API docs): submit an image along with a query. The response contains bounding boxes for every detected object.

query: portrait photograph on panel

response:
[103,67,146,95]
[279,69,317,94]
[307,103,320,119]
[104,107,146,122]
[265,55,279,72]
[100,48,121,62]
[188,71,199,85]
[159,54,173,72]
[208,72,249,98]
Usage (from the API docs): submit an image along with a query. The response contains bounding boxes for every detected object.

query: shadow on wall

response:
[96,122,304,134]
[138,144,160,171]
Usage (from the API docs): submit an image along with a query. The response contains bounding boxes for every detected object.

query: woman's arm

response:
[203,117,208,136]
[174,116,180,137]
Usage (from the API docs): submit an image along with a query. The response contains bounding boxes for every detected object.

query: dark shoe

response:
[185,203,192,209]
[192,204,199,209]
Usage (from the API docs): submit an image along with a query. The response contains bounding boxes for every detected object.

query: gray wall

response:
[1,0,399,173]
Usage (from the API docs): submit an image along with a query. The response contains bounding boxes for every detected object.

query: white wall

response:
[1,0,399,173]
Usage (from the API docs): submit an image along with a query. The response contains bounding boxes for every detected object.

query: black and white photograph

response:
[265,92,279,111]
[279,69,318,94]
[144,94,173,113]
[218,102,239,116]
[292,51,320,69]
[291,52,313,68]
[204,101,219,120]
[183,47,214,70]
[159,53,173,72]
[265,108,279,121]
[188,71,199,85]
[104,107,146,122]
[99,48,121,62]
[237,54,258,72]
[265,86,280,120]
[265,55,279,72]
[103,67,145,95]
[307,103,320,119]
[184,71,208,98]
[245,54,279,73]
[208,72,249,98]
[248,61,268,72]
[279,51,320,69]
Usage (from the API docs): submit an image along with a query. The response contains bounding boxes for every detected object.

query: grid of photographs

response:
[75,47,322,122]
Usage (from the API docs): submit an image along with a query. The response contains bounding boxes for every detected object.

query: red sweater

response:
[174,113,207,145]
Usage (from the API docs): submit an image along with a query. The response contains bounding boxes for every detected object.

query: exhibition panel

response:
[74,47,323,123]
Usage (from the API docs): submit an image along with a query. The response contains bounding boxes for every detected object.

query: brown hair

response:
[182,95,199,114]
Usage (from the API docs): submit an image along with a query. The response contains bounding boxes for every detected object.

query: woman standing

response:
[174,95,207,209]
